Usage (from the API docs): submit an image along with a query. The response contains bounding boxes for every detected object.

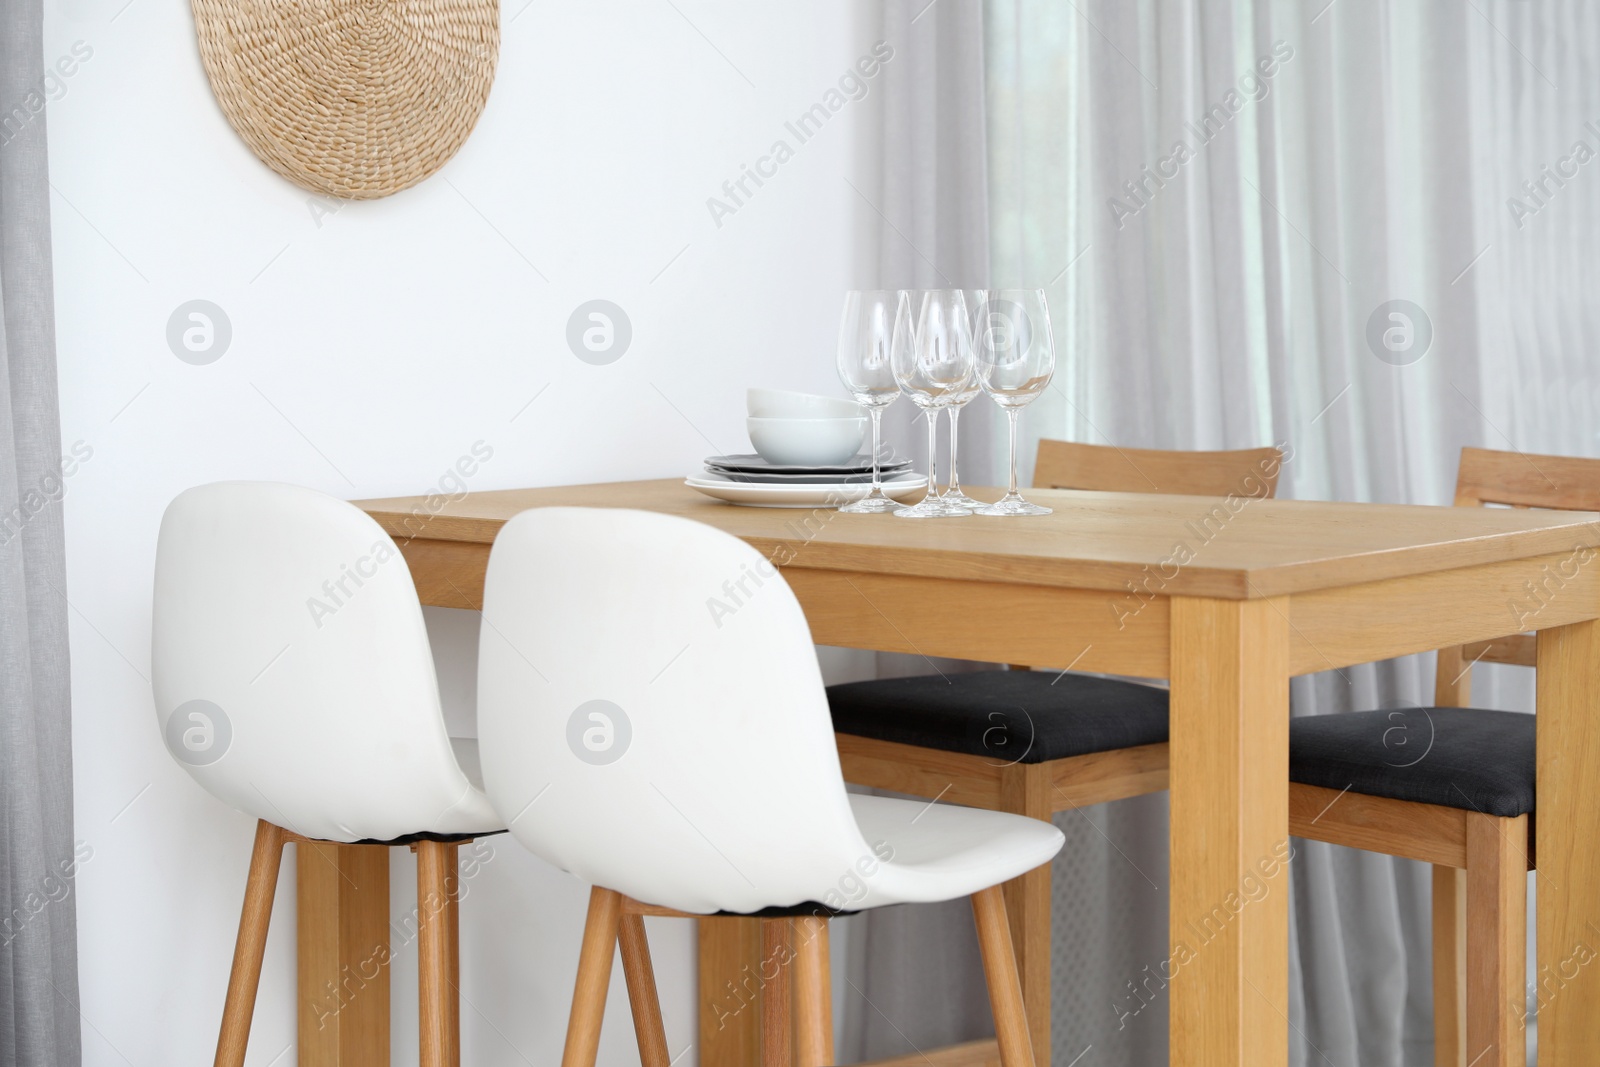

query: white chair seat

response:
[847,794,1063,909]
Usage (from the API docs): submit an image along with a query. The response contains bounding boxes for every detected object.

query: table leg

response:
[298,842,391,1066]
[1432,866,1466,1067]
[1536,617,1600,1065]
[1169,597,1290,1066]
[699,916,765,1066]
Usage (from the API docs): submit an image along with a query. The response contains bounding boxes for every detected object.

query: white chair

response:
[476,507,1066,1067]
[152,481,502,1067]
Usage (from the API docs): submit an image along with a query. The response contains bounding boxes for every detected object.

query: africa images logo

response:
[566,700,632,765]
[704,41,894,229]
[1107,40,1294,230]
[163,699,232,766]
[1365,300,1433,367]
[566,300,632,365]
[166,300,233,366]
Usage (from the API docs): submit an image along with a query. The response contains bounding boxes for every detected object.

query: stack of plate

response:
[686,454,927,508]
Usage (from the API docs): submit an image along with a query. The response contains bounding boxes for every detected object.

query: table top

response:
[357,478,1600,600]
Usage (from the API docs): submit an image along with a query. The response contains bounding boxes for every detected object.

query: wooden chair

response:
[1032,438,1286,496]
[1287,446,1600,1067]
[829,439,1286,1064]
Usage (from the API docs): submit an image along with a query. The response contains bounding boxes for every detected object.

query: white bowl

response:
[747,416,867,467]
[747,388,863,419]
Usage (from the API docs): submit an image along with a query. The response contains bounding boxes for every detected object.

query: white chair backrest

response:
[152,481,480,842]
[477,507,876,914]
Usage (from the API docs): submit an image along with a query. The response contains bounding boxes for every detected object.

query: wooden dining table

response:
[326,477,1600,1067]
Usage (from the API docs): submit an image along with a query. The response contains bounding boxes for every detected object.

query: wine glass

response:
[891,289,975,519]
[941,293,983,508]
[836,290,905,513]
[973,289,1056,517]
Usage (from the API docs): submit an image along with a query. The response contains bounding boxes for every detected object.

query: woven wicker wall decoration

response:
[193,0,499,200]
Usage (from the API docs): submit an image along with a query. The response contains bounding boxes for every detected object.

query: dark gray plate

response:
[706,453,913,476]
[707,468,882,484]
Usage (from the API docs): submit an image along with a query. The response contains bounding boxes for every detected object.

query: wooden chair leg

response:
[1465,814,1528,1067]
[417,840,462,1067]
[214,820,287,1067]
[1433,865,1466,1067]
[564,887,624,1067]
[447,853,461,1061]
[791,915,833,1067]
[618,914,671,1067]
[761,917,793,1067]
[1000,763,1051,1067]
[972,885,1037,1067]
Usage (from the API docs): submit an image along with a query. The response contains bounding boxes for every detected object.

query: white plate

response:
[685,472,928,508]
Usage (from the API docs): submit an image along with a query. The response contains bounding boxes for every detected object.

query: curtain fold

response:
[851,0,1600,1063]
[0,0,81,1060]
[839,2,998,1059]
[852,0,997,499]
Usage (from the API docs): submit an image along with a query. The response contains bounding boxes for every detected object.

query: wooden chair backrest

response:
[1009,439,1282,673]
[1453,446,1600,511]
[1032,439,1284,498]
[1436,446,1600,704]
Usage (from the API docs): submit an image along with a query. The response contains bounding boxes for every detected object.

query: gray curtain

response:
[0,0,81,1061]
[839,1,1000,1060]
[850,1,1600,1064]
[849,0,996,490]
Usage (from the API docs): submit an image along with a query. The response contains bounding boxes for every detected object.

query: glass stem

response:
[926,408,940,495]
[948,407,962,495]
[869,407,884,493]
[1006,407,1021,497]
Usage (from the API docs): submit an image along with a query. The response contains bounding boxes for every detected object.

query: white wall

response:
[46,0,885,1061]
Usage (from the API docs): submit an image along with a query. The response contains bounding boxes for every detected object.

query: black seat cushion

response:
[826,670,1170,765]
[1289,707,1534,818]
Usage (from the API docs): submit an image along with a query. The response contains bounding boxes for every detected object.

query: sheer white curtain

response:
[847,1,1600,1064]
